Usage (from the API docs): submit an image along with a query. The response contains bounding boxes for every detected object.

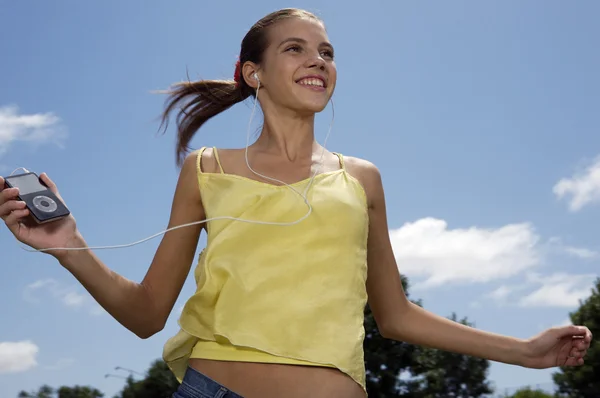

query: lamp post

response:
[115,366,144,376]
[104,373,128,380]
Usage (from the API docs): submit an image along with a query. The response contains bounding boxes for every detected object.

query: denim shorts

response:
[172,366,244,398]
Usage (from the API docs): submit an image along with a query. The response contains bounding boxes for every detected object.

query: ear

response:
[241,61,260,89]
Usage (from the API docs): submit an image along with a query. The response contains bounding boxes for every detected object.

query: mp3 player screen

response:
[6,174,48,196]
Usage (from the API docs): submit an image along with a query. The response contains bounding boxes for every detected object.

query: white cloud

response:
[519,273,595,308]
[482,273,596,310]
[563,246,598,259]
[486,285,514,302]
[0,104,67,158]
[0,341,39,373]
[24,278,90,312]
[546,237,598,260]
[389,218,540,289]
[62,291,86,307]
[553,156,600,212]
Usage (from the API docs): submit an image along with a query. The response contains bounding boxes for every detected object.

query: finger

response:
[39,173,67,204]
[561,325,589,338]
[4,208,29,234]
[584,327,593,343]
[0,188,21,209]
[0,176,5,190]
[564,356,584,367]
[576,339,590,350]
[39,172,58,194]
[557,341,573,366]
[570,347,587,358]
[0,200,27,219]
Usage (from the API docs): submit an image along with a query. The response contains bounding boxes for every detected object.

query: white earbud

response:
[253,73,259,82]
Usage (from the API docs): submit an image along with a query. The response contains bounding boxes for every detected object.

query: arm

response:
[346,157,591,368]
[57,152,205,338]
[347,158,527,366]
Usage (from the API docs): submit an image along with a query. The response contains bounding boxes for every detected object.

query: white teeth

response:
[298,78,324,87]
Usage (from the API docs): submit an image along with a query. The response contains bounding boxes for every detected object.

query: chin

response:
[289,87,332,115]
[297,99,330,114]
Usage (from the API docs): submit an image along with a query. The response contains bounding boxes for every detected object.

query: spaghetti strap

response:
[197,147,208,174]
[212,147,225,174]
[334,152,346,171]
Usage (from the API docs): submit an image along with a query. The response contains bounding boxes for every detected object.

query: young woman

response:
[0,8,592,398]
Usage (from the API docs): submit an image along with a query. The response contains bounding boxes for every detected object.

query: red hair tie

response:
[233,59,241,87]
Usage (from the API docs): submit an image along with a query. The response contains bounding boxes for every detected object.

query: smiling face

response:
[252,17,337,115]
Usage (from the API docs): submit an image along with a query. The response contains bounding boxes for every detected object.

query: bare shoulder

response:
[341,155,383,208]
[343,155,380,176]
[177,150,204,202]
[191,146,222,174]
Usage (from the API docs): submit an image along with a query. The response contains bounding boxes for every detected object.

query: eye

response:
[321,49,334,59]
[285,45,302,53]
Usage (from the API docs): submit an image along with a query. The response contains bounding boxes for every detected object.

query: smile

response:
[296,76,327,91]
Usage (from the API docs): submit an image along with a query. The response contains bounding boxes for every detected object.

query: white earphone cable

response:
[10,167,30,176]
[19,77,335,253]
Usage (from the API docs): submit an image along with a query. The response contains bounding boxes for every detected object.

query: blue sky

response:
[1,1,599,396]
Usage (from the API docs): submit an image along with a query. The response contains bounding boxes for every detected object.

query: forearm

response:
[56,233,160,338]
[387,302,527,366]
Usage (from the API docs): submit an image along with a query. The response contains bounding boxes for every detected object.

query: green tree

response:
[17,385,53,398]
[18,385,103,398]
[504,387,553,398]
[410,313,494,398]
[56,386,104,398]
[114,375,138,398]
[363,275,422,397]
[114,359,179,398]
[363,276,494,397]
[553,277,600,398]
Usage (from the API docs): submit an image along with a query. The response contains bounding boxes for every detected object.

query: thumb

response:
[556,325,587,338]
[39,172,58,194]
[39,172,68,204]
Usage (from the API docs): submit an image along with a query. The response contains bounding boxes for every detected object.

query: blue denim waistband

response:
[176,366,244,398]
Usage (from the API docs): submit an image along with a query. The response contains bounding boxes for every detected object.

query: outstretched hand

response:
[523,325,593,369]
[0,173,78,259]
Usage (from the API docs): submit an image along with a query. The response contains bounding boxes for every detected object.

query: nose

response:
[305,54,326,71]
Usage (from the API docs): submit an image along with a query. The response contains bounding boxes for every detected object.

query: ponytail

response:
[159,78,252,167]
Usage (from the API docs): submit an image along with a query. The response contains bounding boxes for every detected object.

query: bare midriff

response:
[188,358,366,398]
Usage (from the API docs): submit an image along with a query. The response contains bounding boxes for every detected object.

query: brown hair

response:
[159,8,322,167]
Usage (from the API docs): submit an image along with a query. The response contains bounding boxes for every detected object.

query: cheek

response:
[328,67,337,91]
[328,63,337,78]
[270,65,297,92]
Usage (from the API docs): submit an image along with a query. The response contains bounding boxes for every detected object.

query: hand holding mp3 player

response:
[3,171,70,224]
[1,172,77,257]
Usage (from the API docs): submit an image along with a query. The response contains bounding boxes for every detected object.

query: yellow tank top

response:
[163,147,369,392]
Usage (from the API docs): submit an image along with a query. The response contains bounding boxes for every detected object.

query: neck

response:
[252,109,319,162]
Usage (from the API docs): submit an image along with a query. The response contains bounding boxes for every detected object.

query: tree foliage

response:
[552,277,600,398]
[18,385,103,398]
[410,313,493,397]
[363,276,494,397]
[503,387,554,398]
[363,274,421,396]
[31,274,600,397]
[113,359,179,398]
